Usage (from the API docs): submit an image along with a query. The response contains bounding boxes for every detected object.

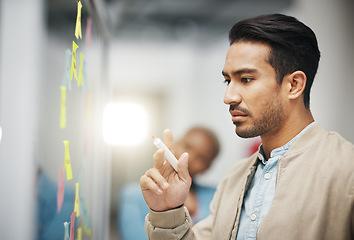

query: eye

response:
[223,79,231,86]
[241,77,252,83]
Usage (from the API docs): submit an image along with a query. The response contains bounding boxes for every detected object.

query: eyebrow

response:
[222,68,258,77]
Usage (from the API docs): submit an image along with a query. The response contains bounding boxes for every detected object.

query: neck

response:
[261,108,314,159]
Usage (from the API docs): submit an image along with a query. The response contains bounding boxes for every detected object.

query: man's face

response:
[222,41,285,138]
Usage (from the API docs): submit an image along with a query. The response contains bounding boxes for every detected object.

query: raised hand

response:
[140,129,192,212]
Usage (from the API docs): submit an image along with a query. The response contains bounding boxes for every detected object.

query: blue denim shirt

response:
[236,122,316,240]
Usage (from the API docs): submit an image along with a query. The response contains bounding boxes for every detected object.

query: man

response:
[118,126,220,240]
[140,14,354,239]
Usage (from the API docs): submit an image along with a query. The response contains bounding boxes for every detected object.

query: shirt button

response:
[250,214,257,221]
[264,173,270,180]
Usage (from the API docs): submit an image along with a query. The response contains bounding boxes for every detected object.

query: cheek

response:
[244,96,265,118]
[254,98,269,115]
[246,88,277,116]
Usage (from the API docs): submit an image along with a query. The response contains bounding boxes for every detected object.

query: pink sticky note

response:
[57,165,65,212]
[85,18,92,47]
[70,212,76,240]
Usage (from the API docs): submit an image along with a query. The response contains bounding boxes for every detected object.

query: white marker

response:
[152,135,178,172]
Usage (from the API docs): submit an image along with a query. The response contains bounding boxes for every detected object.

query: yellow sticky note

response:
[64,141,73,180]
[60,86,66,128]
[77,227,82,240]
[74,182,80,217]
[83,220,91,236]
[70,41,79,81]
[75,1,82,39]
[77,53,84,87]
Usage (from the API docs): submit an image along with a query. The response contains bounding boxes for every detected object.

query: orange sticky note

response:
[64,141,73,180]
[57,165,65,212]
[74,182,80,217]
[60,86,66,128]
[77,53,84,87]
[75,1,82,39]
[70,41,79,81]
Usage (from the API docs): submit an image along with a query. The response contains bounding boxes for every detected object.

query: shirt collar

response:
[258,121,317,164]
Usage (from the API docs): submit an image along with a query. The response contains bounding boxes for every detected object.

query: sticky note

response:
[81,198,91,231]
[85,18,92,47]
[62,49,72,91]
[75,1,82,39]
[70,212,76,240]
[70,41,79,81]
[60,86,66,129]
[77,53,84,87]
[74,182,80,217]
[64,222,70,240]
[64,141,73,180]
[83,219,91,236]
[77,227,82,240]
[57,165,65,212]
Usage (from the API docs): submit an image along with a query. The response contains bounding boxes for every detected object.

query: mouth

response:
[230,110,248,122]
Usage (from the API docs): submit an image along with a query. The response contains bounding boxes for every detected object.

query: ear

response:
[284,71,307,100]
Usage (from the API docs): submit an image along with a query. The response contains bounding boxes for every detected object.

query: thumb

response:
[177,152,191,184]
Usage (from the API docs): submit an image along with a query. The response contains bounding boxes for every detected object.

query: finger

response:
[145,168,169,190]
[153,148,165,170]
[178,152,191,185]
[140,174,164,195]
[164,129,175,154]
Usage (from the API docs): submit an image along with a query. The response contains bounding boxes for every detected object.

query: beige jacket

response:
[145,124,354,239]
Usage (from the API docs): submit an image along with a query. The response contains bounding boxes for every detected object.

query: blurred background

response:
[0,0,353,239]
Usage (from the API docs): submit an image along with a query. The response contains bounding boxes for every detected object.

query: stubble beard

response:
[234,98,284,138]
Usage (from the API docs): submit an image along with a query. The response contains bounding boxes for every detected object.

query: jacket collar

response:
[283,123,326,158]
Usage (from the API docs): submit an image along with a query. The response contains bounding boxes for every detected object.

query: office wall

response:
[291,0,354,142]
[0,0,44,239]
[0,0,112,239]
[39,34,111,240]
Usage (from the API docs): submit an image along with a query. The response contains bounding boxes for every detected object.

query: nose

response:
[223,82,242,106]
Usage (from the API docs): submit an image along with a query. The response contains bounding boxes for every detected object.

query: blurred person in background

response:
[117,126,220,240]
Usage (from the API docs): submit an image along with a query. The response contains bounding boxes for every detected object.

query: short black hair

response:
[229,14,320,108]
